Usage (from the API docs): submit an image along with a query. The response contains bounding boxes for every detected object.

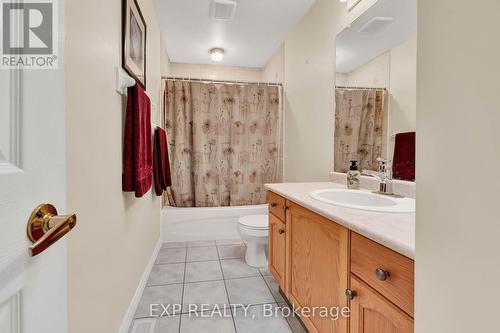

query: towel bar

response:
[116,67,136,95]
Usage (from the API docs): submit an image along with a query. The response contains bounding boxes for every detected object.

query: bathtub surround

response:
[165,80,282,207]
[162,204,268,243]
[65,0,169,331]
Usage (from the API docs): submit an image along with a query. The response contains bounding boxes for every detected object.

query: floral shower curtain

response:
[164,80,282,207]
[334,89,385,173]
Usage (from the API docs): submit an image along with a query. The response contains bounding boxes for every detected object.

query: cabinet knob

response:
[345,289,357,300]
[270,202,277,208]
[283,205,288,210]
[375,268,390,281]
[278,229,285,235]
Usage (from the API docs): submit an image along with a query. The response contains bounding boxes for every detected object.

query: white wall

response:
[340,51,391,88]
[347,0,378,24]
[283,0,347,182]
[416,1,500,332]
[263,44,285,83]
[160,37,171,77]
[169,63,263,81]
[336,72,348,86]
[65,0,169,332]
[388,36,417,155]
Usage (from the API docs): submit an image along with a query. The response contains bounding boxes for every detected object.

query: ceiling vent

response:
[358,17,394,33]
[210,0,237,21]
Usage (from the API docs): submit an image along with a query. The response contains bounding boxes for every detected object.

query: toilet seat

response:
[238,215,268,230]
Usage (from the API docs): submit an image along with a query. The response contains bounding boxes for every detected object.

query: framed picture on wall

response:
[122,0,147,88]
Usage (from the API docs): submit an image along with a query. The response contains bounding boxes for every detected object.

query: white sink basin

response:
[309,189,415,213]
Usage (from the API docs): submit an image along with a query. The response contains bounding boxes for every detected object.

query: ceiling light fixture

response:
[210,48,225,62]
[339,0,347,2]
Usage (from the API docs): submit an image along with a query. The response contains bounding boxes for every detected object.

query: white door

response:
[0,1,71,332]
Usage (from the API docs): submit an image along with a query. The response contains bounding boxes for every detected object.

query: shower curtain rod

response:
[162,76,283,87]
[336,85,387,91]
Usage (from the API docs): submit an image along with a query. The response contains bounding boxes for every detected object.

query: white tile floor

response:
[130,239,307,333]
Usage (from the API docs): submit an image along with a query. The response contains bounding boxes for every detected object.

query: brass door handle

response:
[26,204,77,257]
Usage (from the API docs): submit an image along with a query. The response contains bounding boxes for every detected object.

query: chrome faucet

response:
[363,158,394,195]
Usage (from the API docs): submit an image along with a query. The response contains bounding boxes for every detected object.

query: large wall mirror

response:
[334,0,417,181]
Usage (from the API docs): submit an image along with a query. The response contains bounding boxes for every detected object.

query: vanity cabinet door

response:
[286,202,349,333]
[269,191,286,220]
[349,276,414,333]
[351,233,414,316]
[269,213,286,290]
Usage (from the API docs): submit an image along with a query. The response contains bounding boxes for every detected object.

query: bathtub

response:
[161,204,268,242]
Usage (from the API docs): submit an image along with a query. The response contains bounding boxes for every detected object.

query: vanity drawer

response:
[351,232,414,317]
[268,192,286,221]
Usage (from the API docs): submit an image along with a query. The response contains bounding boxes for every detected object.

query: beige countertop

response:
[265,182,415,259]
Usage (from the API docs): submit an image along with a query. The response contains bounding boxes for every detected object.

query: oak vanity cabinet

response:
[267,191,414,333]
[268,192,349,333]
[268,192,287,290]
[349,276,414,333]
[285,202,349,333]
[348,233,415,333]
[269,213,286,288]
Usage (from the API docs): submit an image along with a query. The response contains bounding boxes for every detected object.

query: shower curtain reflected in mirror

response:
[334,89,385,173]
[164,80,282,207]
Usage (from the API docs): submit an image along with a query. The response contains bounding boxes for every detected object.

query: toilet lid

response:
[238,215,268,230]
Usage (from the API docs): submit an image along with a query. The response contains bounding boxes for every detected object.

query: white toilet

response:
[237,215,268,268]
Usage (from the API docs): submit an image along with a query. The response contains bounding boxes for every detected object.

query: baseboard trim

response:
[118,239,161,333]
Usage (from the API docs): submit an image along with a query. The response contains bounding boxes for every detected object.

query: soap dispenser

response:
[347,160,361,190]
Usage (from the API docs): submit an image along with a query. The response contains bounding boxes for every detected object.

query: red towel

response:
[122,84,153,198]
[153,127,172,196]
[392,132,415,181]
